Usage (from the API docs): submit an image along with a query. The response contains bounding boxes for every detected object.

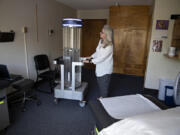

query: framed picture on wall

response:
[156,20,169,30]
[152,40,163,52]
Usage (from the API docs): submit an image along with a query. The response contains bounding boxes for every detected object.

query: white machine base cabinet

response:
[54,82,88,106]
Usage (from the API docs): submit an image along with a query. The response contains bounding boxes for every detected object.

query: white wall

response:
[145,0,180,89]
[0,0,76,79]
[77,9,109,19]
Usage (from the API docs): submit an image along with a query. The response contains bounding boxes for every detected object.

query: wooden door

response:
[110,6,150,76]
[81,19,107,68]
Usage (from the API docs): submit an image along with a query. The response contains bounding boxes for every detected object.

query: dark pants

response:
[97,74,111,98]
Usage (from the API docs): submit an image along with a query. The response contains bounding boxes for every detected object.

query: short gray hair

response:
[103,25,113,48]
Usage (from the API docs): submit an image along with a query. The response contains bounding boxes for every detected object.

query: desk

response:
[0,76,22,131]
[0,80,10,131]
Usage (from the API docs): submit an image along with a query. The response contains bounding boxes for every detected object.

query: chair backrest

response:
[34,54,50,71]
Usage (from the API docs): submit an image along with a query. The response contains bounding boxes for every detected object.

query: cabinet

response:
[172,19,180,49]
[0,88,10,131]
[109,6,151,76]
[165,18,180,59]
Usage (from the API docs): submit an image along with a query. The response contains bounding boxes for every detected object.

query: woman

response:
[83,25,113,98]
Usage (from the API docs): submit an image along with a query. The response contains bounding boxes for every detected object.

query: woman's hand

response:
[86,56,92,60]
[83,60,90,63]
[82,56,93,63]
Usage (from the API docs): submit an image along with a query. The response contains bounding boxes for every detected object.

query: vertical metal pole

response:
[72,62,75,91]
[60,64,64,91]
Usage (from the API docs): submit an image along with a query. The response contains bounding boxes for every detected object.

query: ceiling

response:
[56,0,154,10]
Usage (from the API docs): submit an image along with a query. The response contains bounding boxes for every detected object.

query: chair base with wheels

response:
[12,79,41,112]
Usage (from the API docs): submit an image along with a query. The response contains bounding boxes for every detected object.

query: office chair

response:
[34,54,55,94]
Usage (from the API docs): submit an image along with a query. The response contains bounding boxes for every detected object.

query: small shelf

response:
[164,54,180,60]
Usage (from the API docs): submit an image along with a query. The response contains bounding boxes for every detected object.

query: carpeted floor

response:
[2,68,156,135]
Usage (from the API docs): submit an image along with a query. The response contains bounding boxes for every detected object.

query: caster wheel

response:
[1,127,8,134]
[37,100,41,106]
[22,108,26,112]
[54,98,58,104]
[79,101,86,107]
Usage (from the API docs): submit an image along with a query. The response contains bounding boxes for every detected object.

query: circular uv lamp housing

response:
[62,18,82,27]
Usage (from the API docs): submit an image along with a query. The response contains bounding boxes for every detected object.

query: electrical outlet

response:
[22,27,28,33]
[48,29,54,36]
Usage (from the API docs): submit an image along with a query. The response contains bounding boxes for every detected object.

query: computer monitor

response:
[0,64,11,80]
